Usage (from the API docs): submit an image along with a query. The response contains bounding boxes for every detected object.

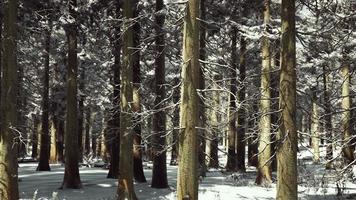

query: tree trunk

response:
[226,27,237,172]
[256,0,272,185]
[323,65,333,169]
[107,0,121,179]
[236,35,246,172]
[84,108,91,156]
[57,119,64,163]
[32,115,40,159]
[341,58,354,163]
[78,68,85,163]
[207,75,220,168]
[170,77,179,165]
[177,0,200,199]
[37,18,52,171]
[0,0,19,198]
[132,7,146,183]
[61,0,82,189]
[276,0,297,199]
[117,0,137,199]
[49,116,58,163]
[311,88,320,163]
[151,0,168,188]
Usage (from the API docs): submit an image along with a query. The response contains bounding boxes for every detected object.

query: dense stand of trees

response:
[0,0,355,200]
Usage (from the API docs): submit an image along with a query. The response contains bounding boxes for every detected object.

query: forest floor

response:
[19,146,356,200]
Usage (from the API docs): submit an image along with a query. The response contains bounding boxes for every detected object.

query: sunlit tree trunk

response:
[177,0,200,199]
[311,88,320,163]
[61,0,82,189]
[117,0,137,199]
[0,0,19,198]
[256,0,272,185]
[151,0,168,188]
[276,0,297,199]
[341,58,354,163]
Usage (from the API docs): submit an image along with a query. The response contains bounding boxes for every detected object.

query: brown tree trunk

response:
[78,68,85,162]
[236,35,246,172]
[151,0,168,188]
[32,115,40,159]
[107,0,121,179]
[276,0,297,199]
[117,0,137,198]
[84,108,91,156]
[57,119,64,163]
[177,0,200,198]
[49,116,58,163]
[226,27,238,172]
[132,7,146,183]
[61,0,82,189]
[37,18,52,171]
[0,0,19,198]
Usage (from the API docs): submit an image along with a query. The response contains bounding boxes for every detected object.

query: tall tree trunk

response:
[177,0,200,199]
[151,0,168,188]
[132,7,146,183]
[0,0,19,198]
[170,77,179,165]
[107,0,121,179]
[276,0,297,199]
[341,57,354,163]
[84,108,91,156]
[117,0,137,199]
[61,0,82,189]
[37,18,52,171]
[207,75,220,168]
[57,119,64,163]
[256,0,272,185]
[226,27,237,172]
[49,116,58,163]
[311,88,320,163]
[236,35,246,172]
[323,65,333,169]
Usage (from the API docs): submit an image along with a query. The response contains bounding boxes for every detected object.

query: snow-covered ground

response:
[19,146,356,199]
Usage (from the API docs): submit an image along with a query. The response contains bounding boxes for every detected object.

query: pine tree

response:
[177,0,200,199]
[276,0,297,199]
[0,0,19,198]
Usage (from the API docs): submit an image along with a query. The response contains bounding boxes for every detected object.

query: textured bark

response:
[61,0,82,189]
[311,89,320,163]
[341,60,354,163]
[37,18,52,171]
[49,116,58,163]
[151,0,168,188]
[323,65,333,169]
[57,119,64,163]
[276,0,297,199]
[132,8,146,183]
[0,0,19,198]
[177,0,200,199]
[226,27,237,172]
[207,75,220,168]
[236,36,246,172]
[107,0,121,179]
[84,109,91,156]
[78,68,85,162]
[117,0,137,199]
[256,0,272,185]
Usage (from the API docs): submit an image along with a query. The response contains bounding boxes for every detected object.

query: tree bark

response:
[37,17,52,171]
[132,6,146,183]
[341,57,354,163]
[276,0,297,199]
[177,0,200,199]
[117,0,137,199]
[226,27,237,172]
[256,0,272,185]
[170,77,179,165]
[151,0,168,188]
[236,35,246,172]
[311,88,320,163]
[0,0,19,198]
[61,0,82,189]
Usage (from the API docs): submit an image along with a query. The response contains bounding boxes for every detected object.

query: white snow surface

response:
[19,147,356,200]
